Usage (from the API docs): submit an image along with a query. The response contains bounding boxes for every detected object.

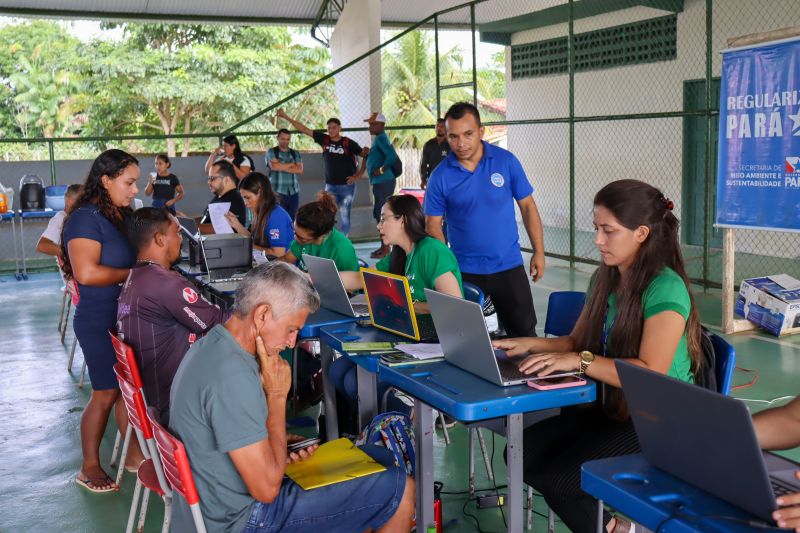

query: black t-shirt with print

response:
[201,188,247,227]
[312,131,363,186]
[152,173,181,201]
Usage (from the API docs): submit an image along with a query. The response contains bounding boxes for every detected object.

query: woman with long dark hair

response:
[494,179,703,533]
[226,172,293,257]
[204,134,255,181]
[333,195,464,410]
[279,190,359,272]
[62,149,144,492]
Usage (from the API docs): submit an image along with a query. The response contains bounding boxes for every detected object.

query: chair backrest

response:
[462,281,485,307]
[147,405,205,533]
[709,332,736,395]
[110,330,144,390]
[357,257,368,269]
[544,291,586,337]
[114,364,153,441]
[57,256,80,306]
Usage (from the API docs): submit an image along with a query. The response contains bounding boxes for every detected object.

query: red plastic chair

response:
[147,406,208,533]
[109,331,147,485]
[115,364,172,533]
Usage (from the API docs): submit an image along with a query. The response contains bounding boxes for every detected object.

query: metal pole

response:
[435,14,441,119]
[703,0,714,289]
[48,141,56,185]
[568,0,576,265]
[470,4,478,107]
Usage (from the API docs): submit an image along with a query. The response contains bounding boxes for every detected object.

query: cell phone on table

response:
[287,437,320,453]
[527,374,586,390]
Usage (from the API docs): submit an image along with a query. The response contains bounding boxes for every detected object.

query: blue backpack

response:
[356,412,416,476]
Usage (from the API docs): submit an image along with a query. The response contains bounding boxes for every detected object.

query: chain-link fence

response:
[2,0,800,286]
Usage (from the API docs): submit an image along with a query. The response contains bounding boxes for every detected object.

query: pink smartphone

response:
[527,374,587,390]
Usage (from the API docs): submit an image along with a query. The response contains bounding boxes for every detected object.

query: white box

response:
[735,274,800,336]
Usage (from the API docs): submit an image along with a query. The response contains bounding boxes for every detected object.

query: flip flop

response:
[75,474,117,493]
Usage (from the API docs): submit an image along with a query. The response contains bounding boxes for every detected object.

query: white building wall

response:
[505,0,800,260]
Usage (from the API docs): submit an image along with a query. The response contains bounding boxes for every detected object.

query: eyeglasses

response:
[207,175,222,182]
[377,214,401,226]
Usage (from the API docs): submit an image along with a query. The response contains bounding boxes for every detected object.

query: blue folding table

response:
[0,211,20,279]
[382,361,596,532]
[18,209,58,279]
[582,454,779,533]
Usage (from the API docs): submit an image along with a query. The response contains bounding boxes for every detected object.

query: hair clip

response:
[661,196,674,211]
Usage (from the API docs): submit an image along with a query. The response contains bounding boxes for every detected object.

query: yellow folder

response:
[285,438,387,490]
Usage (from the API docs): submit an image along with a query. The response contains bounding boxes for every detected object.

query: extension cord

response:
[476,493,506,508]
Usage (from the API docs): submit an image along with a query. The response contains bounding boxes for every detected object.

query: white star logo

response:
[789,110,800,136]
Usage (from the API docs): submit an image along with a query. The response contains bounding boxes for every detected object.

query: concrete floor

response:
[2,248,800,532]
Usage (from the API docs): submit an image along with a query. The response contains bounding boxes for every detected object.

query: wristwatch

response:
[579,350,595,374]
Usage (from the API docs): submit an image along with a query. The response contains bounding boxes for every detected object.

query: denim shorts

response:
[241,445,406,533]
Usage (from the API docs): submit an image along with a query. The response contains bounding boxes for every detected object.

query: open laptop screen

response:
[361,268,418,340]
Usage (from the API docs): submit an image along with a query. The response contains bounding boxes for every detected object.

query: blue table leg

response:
[356,365,377,429]
[414,401,435,531]
[506,413,523,532]
[320,342,339,440]
[19,214,27,279]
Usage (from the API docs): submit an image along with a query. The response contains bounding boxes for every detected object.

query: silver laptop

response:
[425,288,533,386]
[304,255,369,317]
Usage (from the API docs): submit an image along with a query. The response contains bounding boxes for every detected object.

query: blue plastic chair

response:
[357,258,368,269]
[544,291,586,337]
[709,332,736,396]
[462,282,484,307]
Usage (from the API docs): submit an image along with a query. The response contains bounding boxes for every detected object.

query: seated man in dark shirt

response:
[199,160,247,234]
[117,207,228,422]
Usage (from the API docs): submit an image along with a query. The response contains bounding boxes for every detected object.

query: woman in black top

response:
[144,154,184,214]
[204,134,255,182]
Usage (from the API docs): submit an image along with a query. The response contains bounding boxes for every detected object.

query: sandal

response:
[75,474,118,493]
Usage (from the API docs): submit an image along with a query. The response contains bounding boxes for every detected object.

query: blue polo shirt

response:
[424,141,533,275]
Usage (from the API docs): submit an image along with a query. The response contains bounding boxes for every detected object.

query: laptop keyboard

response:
[771,478,796,497]
[352,303,370,315]
[497,358,529,382]
[209,267,248,283]
[416,315,437,340]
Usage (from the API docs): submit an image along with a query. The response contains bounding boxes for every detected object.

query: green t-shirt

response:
[169,325,266,533]
[289,228,359,273]
[600,267,693,383]
[375,236,463,302]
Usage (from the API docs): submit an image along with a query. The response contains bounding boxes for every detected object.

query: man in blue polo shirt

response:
[424,102,545,337]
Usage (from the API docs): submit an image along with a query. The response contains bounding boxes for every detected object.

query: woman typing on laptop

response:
[278,191,359,273]
[493,180,704,533]
[332,194,464,417]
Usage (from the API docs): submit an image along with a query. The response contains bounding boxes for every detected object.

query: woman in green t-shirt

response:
[279,191,359,272]
[332,195,463,417]
[493,179,704,533]
[340,194,463,312]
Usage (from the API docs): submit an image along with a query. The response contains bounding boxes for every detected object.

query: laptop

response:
[199,234,252,283]
[424,288,537,386]
[177,217,199,260]
[304,255,369,318]
[360,268,437,342]
[617,360,800,524]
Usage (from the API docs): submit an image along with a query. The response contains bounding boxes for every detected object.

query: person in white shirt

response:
[37,184,82,259]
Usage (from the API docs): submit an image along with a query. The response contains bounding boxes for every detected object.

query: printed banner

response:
[716,38,800,231]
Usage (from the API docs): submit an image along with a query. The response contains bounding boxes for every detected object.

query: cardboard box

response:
[735,274,800,336]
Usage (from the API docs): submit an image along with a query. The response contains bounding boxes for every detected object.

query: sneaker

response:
[436,414,457,428]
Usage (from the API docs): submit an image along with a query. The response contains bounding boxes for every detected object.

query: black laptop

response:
[617,360,800,524]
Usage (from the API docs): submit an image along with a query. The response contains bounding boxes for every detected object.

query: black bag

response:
[391,157,403,178]
[694,326,718,392]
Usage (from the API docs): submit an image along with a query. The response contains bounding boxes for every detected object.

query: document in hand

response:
[208,202,234,234]
[285,438,386,490]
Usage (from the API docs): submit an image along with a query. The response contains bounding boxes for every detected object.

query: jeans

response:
[371,179,396,222]
[241,445,405,533]
[324,183,356,236]
[278,192,299,221]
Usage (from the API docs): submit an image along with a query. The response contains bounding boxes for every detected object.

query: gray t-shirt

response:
[169,324,267,533]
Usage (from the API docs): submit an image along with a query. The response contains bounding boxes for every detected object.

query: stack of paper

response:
[395,343,444,360]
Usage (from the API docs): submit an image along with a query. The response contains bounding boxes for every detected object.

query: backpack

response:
[289,343,324,412]
[355,412,416,476]
[694,326,718,392]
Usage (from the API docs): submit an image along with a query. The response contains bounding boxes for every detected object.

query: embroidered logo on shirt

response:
[182,287,198,304]
[490,173,505,187]
[269,229,281,240]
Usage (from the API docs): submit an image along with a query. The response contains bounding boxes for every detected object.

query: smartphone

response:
[287,437,320,453]
[527,374,587,390]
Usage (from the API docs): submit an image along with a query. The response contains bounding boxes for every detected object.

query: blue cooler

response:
[45,185,68,211]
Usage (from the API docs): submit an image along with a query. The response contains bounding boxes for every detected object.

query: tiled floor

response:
[1,249,799,532]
